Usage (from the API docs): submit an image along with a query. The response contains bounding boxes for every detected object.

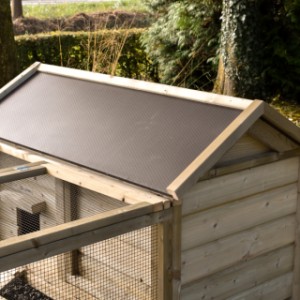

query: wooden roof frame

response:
[0,62,299,201]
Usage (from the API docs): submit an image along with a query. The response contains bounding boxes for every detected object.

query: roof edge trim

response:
[37,63,253,110]
[262,101,300,145]
[0,62,40,102]
[167,100,265,200]
[0,140,172,208]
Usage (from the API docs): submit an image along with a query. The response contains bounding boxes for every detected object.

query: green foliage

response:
[260,0,300,103]
[142,0,222,90]
[144,0,300,102]
[15,29,158,81]
[23,0,147,19]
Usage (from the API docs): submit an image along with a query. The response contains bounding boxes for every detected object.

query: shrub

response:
[142,0,222,90]
[16,29,158,81]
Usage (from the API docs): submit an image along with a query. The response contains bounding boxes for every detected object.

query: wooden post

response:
[55,179,79,279]
[157,205,181,300]
[293,157,300,299]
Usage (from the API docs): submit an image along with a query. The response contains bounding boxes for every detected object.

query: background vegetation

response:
[14,0,300,125]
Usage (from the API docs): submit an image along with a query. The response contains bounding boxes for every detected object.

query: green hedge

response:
[15,29,158,81]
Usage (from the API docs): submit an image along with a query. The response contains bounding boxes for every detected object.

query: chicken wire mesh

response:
[0,153,160,299]
[0,225,159,300]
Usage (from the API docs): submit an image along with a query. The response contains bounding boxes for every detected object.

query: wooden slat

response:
[81,239,152,286]
[182,183,297,251]
[182,157,299,216]
[0,141,171,208]
[167,100,265,199]
[292,157,300,299]
[227,272,293,300]
[0,163,47,184]
[181,245,294,300]
[202,152,279,180]
[0,202,168,272]
[0,189,47,215]
[0,62,40,101]
[216,134,270,166]
[181,215,296,285]
[38,63,253,110]
[263,101,300,144]
[79,254,152,299]
[248,119,299,152]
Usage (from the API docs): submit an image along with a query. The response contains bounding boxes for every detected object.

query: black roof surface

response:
[0,72,241,193]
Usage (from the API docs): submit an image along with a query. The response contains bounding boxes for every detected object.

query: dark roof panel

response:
[0,72,241,193]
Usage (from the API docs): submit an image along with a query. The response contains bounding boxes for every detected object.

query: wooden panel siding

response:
[181,245,294,300]
[77,187,127,219]
[182,157,299,216]
[216,134,270,166]
[182,183,297,251]
[181,216,296,285]
[226,272,293,300]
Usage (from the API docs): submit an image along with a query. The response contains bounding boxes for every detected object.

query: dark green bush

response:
[143,0,300,102]
[16,29,158,81]
[142,0,222,90]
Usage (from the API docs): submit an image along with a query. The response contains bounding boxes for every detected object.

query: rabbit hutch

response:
[0,62,299,300]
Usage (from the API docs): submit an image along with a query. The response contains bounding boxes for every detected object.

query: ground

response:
[13,11,151,35]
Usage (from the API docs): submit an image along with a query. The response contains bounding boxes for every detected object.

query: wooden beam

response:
[248,119,299,152]
[38,63,253,110]
[0,141,171,208]
[0,62,40,102]
[263,102,300,145]
[167,100,265,199]
[292,157,300,299]
[55,179,79,278]
[0,202,170,272]
[0,162,47,184]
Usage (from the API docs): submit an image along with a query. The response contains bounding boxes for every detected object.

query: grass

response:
[23,0,147,19]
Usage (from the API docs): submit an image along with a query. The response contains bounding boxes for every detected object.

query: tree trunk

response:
[0,0,19,88]
[12,0,23,20]
[214,0,265,99]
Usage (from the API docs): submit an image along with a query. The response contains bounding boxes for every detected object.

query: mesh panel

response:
[0,172,126,241]
[0,226,159,300]
[0,154,160,299]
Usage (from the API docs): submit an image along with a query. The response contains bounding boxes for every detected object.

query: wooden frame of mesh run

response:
[0,146,174,300]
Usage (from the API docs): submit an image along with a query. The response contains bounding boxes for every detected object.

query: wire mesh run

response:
[0,225,159,300]
[0,153,160,299]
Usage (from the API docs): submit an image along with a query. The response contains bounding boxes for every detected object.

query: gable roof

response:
[0,63,299,198]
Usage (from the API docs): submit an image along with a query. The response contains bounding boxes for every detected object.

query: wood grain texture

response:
[227,272,293,300]
[181,216,296,285]
[216,134,270,166]
[181,245,294,300]
[292,157,300,299]
[182,157,299,216]
[248,119,299,152]
[182,183,297,251]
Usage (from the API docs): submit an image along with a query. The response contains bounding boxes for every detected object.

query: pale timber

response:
[227,272,293,300]
[181,245,294,300]
[182,183,297,251]
[0,163,46,184]
[0,141,171,208]
[182,157,299,216]
[181,216,296,285]
[292,157,300,299]
[0,202,169,272]
[248,119,299,152]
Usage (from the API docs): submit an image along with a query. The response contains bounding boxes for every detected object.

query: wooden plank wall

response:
[181,157,299,300]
